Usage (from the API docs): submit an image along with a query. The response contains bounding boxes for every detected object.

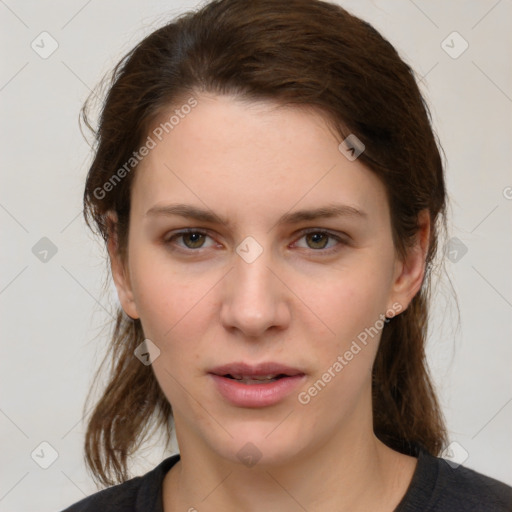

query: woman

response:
[62,0,512,510]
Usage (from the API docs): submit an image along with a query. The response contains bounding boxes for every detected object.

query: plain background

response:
[1,0,511,510]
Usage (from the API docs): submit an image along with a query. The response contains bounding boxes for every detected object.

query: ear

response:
[387,210,430,313]
[106,211,140,320]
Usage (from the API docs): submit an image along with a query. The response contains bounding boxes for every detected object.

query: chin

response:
[211,422,310,469]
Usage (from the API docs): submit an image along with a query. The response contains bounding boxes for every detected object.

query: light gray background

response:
[1,1,511,510]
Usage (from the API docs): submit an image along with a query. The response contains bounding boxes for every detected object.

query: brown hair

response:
[81,0,448,487]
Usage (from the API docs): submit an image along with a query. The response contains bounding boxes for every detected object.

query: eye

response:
[163,228,347,255]
[164,229,217,250]
[293,229,346,253]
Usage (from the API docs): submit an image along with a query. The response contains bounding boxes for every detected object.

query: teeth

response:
[226,374,286,384]
[231,374,279,380]
[237,377,279,384]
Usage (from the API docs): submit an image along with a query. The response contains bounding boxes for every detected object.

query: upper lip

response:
[209,362,305,378]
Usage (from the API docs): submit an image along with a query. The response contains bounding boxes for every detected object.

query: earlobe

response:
[106,211,140,320]
[388,210,431,313]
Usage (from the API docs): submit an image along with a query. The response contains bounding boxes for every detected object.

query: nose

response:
[219,243,291,339]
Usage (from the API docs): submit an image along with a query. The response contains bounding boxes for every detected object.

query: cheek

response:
[305,262,393,351]
[129,249,213,350]
[130,256,214,407]
[296,259,394,413]
[297,275,389,419]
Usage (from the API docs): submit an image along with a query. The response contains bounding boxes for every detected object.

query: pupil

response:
[308,233,327,249]
[185,233,204,248]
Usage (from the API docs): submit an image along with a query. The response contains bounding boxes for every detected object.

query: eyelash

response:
[163,228,347,256]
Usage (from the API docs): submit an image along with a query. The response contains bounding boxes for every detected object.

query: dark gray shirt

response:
[61,446,512,511]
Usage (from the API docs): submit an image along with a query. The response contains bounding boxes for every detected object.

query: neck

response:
[163,424,417,512]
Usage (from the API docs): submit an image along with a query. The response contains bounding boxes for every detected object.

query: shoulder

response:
[397,445,512,512]
[60,477,141,512]
[434,458,512,511]
[60,454,180,512]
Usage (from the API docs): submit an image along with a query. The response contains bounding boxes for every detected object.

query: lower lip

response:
[210,374,306,407]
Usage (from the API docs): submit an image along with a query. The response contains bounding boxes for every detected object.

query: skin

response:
[108,93,430,511]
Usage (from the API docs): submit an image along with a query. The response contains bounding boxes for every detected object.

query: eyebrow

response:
[145,203,367,227]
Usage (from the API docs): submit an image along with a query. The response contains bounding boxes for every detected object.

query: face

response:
[110,93,427,468]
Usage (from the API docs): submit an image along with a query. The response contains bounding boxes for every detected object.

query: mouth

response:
[209,361,304,381]
[221,373,290,384]
[208,362,306,407]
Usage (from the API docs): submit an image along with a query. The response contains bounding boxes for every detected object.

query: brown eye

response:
[164,230,216,251]
[181,232,206,249]
[293,229,346,255]
[305,232,330,249]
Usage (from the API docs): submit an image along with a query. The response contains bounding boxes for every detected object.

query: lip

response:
[209,361,306,408]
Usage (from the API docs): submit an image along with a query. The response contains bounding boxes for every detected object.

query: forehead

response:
[131,93,389,225]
